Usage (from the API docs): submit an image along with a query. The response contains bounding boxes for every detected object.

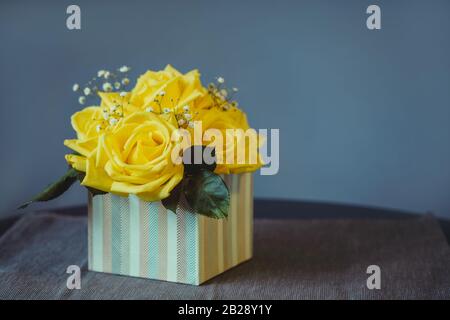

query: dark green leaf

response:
[184,169,230,219]
[18,168,79,209]
[183,145,216,174]
[161,181,184,213]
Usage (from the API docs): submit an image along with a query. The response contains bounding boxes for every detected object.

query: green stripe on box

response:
[129,194,140,277]
[176,210,186,283]
[185,211,198,284]
[158,204,168,280]
[92,195,103,271]
[166,209,178,282]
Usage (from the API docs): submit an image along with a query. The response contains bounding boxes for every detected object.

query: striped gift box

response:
[87,173,253,285]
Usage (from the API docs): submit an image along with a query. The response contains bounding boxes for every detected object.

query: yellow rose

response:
[66,112,183,201]
[129,64,212,114]
[194,107,264,174]
[64,91,139,160]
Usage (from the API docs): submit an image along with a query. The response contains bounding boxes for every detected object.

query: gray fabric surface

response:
[0,212,449,300]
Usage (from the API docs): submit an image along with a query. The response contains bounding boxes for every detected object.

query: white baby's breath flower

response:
[232,87,239,92]
[217,77,225,84]
[183,105,190,112]
[163,107,171,114]
[96,124,102,132]
[121,78,130,85]
[78,96,86,105]
[220,89,228,97]
[110,105,117,112]
[145,107,154,113]
[188,121,195,128]
[109,118,118,126]
[102,82,113,92]
[83,87,91,96]
[119,91,127,97]
[72,84,79,92]
[119,65,130,73]
[97,70,105,77]
[178,119,185,126]
[114,82,121,89]
[184,113,192,120]
[104,71,111,79]
[159,90,166,96]
[102,111,109,120]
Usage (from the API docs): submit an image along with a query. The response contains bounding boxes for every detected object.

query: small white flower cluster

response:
[208,76,239,110]
[176,105,195,128]
[143,89,196,129]
[95,101,126,132]
[145,90,168,113]
[72,65,131,105]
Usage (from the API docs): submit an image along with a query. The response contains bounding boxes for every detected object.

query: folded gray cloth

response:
[0,212,449,299]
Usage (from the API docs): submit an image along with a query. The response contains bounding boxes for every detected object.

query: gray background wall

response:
[0,0,449,217]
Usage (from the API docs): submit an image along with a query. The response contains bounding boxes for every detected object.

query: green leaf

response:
[161,181,183,213]
[18,168,79,209]
[184,169,230,219]
[183,145,216,174]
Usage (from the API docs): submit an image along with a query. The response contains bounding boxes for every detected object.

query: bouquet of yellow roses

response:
[21,65,262,218]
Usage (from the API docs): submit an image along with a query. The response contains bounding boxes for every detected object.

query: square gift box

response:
[87,173,253,285]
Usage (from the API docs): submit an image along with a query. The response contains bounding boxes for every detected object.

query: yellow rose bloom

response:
[64,92,139,158]
[194,107,264,174]
[129,64,212,114]
[66,112,184,201]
